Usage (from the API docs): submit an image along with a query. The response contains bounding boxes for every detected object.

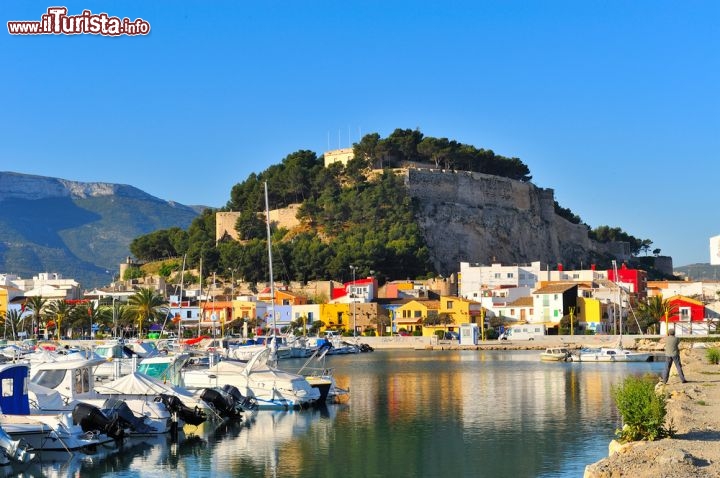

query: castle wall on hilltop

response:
[216,204,302,242]
[403,168,607,275]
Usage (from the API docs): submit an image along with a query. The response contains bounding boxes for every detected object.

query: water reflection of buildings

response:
[343,351,650,434]
[212,407,339,475]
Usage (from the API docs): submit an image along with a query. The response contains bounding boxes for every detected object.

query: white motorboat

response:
[297,346,349,404]
[92,339,158,379]
[182,348,321,410]
[0,362,120,453]
[540,347,573,362]
[29,354,177,435]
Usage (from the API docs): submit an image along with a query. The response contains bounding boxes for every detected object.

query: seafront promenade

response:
[359,333,665,351]
[34,333,663,351]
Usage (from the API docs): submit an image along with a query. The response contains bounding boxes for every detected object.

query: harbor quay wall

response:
[24,334,667,351]
[352,334,668,351]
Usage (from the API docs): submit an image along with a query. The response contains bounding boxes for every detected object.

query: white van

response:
[499,324,546,341]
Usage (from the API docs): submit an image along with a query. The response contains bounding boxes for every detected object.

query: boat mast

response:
[264,181,278,357]
[612,260,622,348]
[177,254,186,340]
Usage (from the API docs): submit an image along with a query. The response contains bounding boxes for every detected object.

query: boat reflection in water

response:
[2,351,664,478]
[9,404,340,478]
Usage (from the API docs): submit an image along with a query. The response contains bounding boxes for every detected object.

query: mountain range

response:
[0,171,202,289]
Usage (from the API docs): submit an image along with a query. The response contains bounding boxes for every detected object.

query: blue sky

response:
[2,1,718,267]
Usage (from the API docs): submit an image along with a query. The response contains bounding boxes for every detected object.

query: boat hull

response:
[573,348,651,362]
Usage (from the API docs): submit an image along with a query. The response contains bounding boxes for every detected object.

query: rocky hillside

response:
[0,172,202,288]
[404,168,626,275]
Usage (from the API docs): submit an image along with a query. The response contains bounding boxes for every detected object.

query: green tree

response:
[637,297,677,334]
[235,209,266,240]
[45,299,75,339]
[25,296,47,339]
[126,288,168,339]
[1,309,23,341]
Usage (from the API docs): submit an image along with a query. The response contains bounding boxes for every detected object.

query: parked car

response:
[443,331,460,340]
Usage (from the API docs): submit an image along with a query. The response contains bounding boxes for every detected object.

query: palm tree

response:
[25,296,47,339]
[126,288,168,339]
[637,296,677,335]
[45,300,75,339]
[1,309,23,340]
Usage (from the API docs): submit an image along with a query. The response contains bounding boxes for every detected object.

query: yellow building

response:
[394,300,439,335]
[0,288,8,317]
[323,148,354,168]
[319,303,351,333]
[435,296,484,336]
[578,296,604,333]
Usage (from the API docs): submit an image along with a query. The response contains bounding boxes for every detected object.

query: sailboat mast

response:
[264,181,277,339]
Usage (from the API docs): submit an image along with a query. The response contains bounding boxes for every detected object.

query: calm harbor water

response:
[10,350,662,478]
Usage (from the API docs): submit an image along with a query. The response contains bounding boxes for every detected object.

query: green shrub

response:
[706,347,720,365]
[611,374,672,442]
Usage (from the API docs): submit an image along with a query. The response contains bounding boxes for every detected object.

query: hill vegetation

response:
[129,128,656,285]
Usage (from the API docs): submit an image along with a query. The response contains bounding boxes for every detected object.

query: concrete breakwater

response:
[358,334,666,351]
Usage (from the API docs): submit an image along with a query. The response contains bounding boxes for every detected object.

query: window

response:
[186,311,192,319]
[33,369,67,390]
[1,378,12,397]
[507,273,514,279]
[307,312,313,321]
[414,310,422,318]
[679,307,691,321]
[447,301,454,309]
[337,312,343,324]
[494,273,501,279]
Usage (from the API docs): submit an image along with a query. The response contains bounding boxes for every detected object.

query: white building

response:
[10,272,82,300]
[459,261,544,298]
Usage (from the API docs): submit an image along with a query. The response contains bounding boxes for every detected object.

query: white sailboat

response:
[200,182,321,409]
[574,260,650,362]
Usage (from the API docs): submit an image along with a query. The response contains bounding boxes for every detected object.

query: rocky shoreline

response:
[583,343,720,478]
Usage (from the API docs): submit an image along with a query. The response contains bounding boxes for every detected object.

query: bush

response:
[611,374,672,442]
[706,347,720,365]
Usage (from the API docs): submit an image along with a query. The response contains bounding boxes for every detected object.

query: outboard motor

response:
[158,393,206,426]
[0,425,34,464]
[102,398,156,435]
[223,384,259,412]
[71,402,125,440]
[200,388,241,419]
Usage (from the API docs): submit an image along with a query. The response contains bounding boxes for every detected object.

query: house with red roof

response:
[661,295,707,336]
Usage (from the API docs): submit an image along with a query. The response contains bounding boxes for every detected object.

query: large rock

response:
[403,168,625,275]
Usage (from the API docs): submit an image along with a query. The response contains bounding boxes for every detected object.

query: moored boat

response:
[573,347,651,362]
[540,347,573,362]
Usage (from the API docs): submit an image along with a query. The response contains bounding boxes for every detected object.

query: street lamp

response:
[112,295,117,338]
[228,268,236,300]
[350,265,357,337]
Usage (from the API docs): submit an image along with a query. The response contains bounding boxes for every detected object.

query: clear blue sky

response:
[2,1,718,267]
